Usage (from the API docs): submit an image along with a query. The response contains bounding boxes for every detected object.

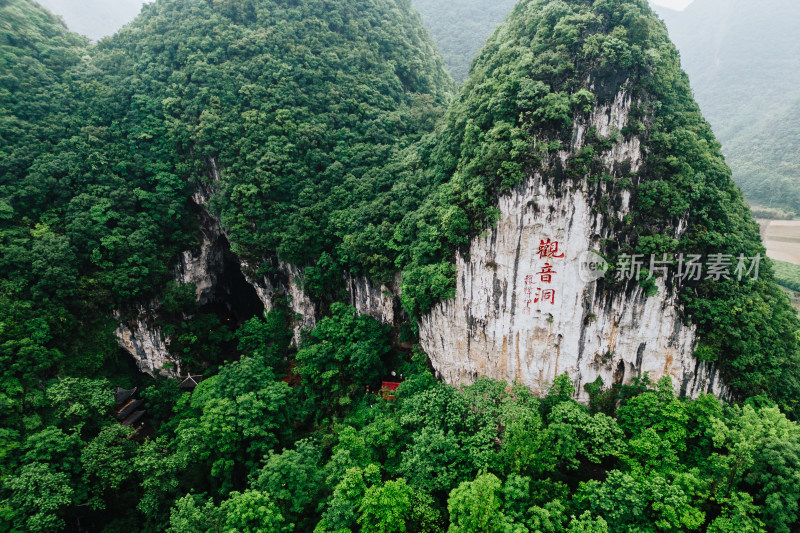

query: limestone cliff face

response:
[113,307,180,378]
[345,273,404,326]
[418,90,730,401]
[241,259,317,344]
[174,209,228,307]
[113,156,400,367]
[111,217,226,378]
[242,262,403,343]
[114,100,729,401]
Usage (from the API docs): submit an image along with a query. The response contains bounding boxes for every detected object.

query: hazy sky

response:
[651,0,695,9]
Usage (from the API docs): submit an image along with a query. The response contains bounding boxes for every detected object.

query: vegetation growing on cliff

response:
[0,0,453,409]
[392,0,800,410]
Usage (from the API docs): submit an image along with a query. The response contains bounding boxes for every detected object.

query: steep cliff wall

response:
[241,259,404,343]
[241,259,318,344]
[419,90,730,401]
[113,155,399,364]
[111,216,227,377]
[345,273,404,326]
[113,106,729,401]
[113,307,180,377]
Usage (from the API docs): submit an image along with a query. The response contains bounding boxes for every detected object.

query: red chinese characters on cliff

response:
[536,262,556,283]
[537,239,564,259]
[523,239,563,313]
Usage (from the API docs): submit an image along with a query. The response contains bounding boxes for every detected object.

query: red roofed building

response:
[380,381,401,400]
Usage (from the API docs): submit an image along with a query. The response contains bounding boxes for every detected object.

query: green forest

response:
[2,0,800,531]
[416,0,800,217]
[773,260,800,293]
[412,0,518,83]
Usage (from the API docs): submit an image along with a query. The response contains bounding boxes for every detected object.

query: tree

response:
[616,378,689,473]
[566,512,609,533]
[358,478,414,533]
[574,470,705,532]
[316,464,381,533]
[169,490,284,533]
[296,303,391,411]
[3,462,74,532]
[168,494,220,533]
[44,378,114,432]
[80,424,137,509]
[255,439,325,528]
[218,490,284,533]
[447,472,523,533]
[174,355,293,490]
[707,492,766,533]
[709,405,800,532]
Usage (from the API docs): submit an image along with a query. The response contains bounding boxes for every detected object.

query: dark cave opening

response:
[175,228,268,374]
[196,248,265,328]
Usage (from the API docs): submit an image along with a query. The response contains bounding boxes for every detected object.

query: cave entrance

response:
[196,244,265,328]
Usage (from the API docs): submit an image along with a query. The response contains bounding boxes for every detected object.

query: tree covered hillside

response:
[0,0,450,526]
[2,0,800,531]
[655,0,800,216]
[95,0,454,274]
[413,0,800,216]
[0,0,454,386]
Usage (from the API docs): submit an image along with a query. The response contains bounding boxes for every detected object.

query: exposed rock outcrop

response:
[240,262,405,344]
[345,273,405,327]
[113,158,262,373]
[113,307,179,378]
[418,90,730,401]
[240,258,318,344]
[114,113,730,402]
[174,207,227,307]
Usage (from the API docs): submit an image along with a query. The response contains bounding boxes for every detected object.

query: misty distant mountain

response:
[655,0,800,215]
[412,0,518,83]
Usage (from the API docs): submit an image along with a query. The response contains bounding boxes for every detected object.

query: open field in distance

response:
[758,219,800,266]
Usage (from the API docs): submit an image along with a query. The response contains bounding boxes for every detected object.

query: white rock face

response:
[113,308,180,377]
[175,213,226,306]
[242,260,318,344]
[419,90,730,401]
[242,266,400,344]
[345,273,403,326]
[113,115,731,402]
[114,226,222,376]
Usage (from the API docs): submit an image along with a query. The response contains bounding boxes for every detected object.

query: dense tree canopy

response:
[2,0,800,530]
